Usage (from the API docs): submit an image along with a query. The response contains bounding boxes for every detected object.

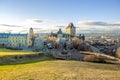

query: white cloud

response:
[76,20,120,33]
[0,24,22,27]
[0,19,62,33]
[0,19,120,33]
[78,21,120,26]
[25,19,43,24]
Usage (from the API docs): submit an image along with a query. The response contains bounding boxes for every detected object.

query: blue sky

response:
[0,0,120,33]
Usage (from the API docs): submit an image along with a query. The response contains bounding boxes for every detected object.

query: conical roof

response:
[66,22,75,29]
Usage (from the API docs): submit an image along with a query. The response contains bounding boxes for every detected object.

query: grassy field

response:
[0,52,36,56]
[0,51,36,56]
[0,48,45,65]
[0,48,35,56]
[0,48,120,80]
[0,60,120,80]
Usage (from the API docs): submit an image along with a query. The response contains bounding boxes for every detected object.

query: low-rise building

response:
[8,33,27,48]
[33,38,46,50]
[0,33,28,48]
[0,33,10,47]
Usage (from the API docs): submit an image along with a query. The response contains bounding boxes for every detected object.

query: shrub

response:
[19,56,23,59]
[14,56,18,59]
[116,47,120,59]
[61,50,68,54]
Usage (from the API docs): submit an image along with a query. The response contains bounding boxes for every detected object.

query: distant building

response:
[66,22,76,36]
[33,38,46,50]
[78,34,85,41]
[8,34,27,48]
[0,33,27,48]
[0,33,10,47]
[0,28,45,49]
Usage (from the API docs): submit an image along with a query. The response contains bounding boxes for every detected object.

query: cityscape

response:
[0,0,120,80]
[0,22,120,58]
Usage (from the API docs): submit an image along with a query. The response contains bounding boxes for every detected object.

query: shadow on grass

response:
[0,52,120,71]
[0,52,57,66]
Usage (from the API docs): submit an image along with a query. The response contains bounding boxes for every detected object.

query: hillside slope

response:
[0,60,120,80]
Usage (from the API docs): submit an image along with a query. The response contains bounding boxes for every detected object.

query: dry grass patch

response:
[80,51,120,64]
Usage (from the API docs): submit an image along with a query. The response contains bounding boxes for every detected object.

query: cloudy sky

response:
[0,0,120,33]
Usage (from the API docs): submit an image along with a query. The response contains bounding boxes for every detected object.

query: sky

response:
[0,0,120,33]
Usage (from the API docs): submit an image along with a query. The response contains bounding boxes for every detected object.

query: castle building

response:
[66,22,76,36]
[49,22,76,38]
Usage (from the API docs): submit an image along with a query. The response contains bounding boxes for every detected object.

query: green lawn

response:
[0,48,35,56]
[0,60,120,80]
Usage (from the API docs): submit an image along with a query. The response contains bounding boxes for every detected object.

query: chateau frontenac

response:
[49,22,76,38]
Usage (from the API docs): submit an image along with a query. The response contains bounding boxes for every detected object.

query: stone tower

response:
[27,27,35,47]
[66,22,76,36]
